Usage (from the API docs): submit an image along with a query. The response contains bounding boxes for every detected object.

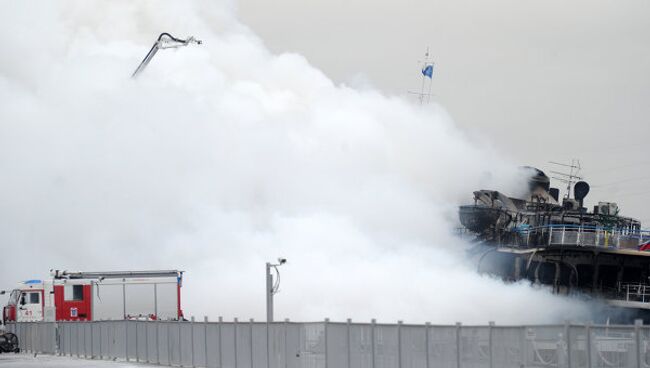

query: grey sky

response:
[239,0,650,222]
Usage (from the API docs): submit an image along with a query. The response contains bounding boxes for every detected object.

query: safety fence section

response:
[7,321,57,354]
[6,319,650,368]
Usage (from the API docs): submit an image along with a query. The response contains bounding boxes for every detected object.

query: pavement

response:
[0,354,143,367]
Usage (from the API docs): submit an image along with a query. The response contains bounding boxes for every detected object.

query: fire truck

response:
[2,270,184,323]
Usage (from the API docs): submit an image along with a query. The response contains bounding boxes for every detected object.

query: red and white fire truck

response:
[2,270,184,323]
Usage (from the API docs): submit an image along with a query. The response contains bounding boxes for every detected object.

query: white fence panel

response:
[6,319,650,368]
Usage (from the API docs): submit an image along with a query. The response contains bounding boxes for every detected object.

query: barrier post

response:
[285,318,290,368]
[425,322,431,368]
[488,321,494,368]
[125,320,129,362]
[347,319,352,368]
[234,318,239,368]
[136,320,140,363]
[145,320,150,363]
[191,316,196,368]
[564,320,572,368]
[111,320,116,359]
[266,316,270,368]
[218,316,223,368]
[167,320,172,366]
[635,319,642,368]
[25,323,28,353]
[456,322,462,368]
[322,318,328,368]
[57,322,63,356]
[99,322,103,360]
[90,321,94,359]
[249,318,254,368]
[397,320,403,368]
[371,319,376,368]
[204,316,209,368]
[156,319,160,364]
[84,320,88,358]
[585,323,592,368]
[179,318,183,368]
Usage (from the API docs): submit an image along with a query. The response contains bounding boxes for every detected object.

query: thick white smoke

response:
[0,1,591,324]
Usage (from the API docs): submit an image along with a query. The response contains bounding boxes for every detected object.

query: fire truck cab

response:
[4,280,48,322]
[3,270,184,323]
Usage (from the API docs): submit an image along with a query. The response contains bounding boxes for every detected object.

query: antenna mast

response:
[549,159,582,199]
[408,47,435,105]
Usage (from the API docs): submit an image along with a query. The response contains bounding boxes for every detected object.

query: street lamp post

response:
[266,262,273,322]
[266,258,286,322]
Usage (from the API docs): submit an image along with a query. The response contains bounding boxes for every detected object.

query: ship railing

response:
[514,224,650,249]
[616,283,650,303]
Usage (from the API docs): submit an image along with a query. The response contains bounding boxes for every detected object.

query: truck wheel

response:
[0,333,18,353]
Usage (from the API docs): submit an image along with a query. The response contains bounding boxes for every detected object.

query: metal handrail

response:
[512,224,650,249]
[617,283,650,303]
[516,224,650,234]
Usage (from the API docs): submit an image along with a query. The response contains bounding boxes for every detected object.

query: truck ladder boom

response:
[52,270,182,280]
[131,32,202,78]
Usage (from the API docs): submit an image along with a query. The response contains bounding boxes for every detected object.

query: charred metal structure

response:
[459,167,650,319]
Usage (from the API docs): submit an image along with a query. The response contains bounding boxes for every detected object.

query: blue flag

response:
[421,64,434,78]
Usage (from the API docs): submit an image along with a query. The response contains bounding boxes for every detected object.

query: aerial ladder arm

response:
[51,269,183,280]
[131,32,202,78]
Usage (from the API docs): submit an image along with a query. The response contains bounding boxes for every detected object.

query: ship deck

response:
[496,245,650,257]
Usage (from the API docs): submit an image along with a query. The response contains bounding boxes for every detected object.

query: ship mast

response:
[408,47,435,105]
[549,159,582,199]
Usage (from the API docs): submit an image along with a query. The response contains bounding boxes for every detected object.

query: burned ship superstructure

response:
[459,167,650,316]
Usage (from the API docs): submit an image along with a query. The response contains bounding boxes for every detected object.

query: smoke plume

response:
[0,1,591,324]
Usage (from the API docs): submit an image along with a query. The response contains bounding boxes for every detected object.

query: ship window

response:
[64,285,84,301]
[29,292,40,304]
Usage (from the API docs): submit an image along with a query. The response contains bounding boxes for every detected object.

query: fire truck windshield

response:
[7,290,19,305]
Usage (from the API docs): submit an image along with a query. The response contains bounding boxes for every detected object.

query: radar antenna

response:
[132,33,202,78]
[549,159,582,199]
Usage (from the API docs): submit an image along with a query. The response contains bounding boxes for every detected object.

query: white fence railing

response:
[7,319,650,368]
